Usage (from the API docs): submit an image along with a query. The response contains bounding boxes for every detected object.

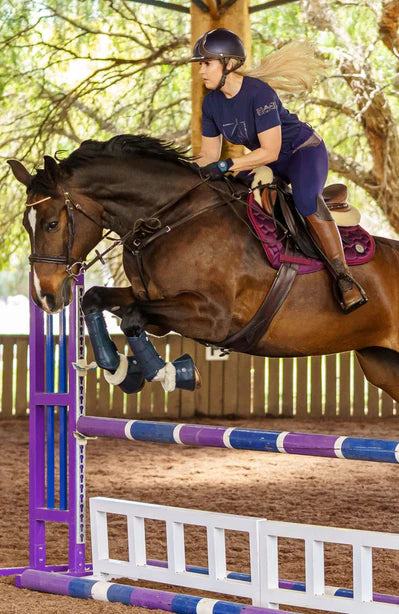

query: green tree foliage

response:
[0,0,190,265]
[1,0,398,271]
[252,1,399,232]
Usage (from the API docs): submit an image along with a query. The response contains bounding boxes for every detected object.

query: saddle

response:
[251,179,374,275]
[262,182,359,224]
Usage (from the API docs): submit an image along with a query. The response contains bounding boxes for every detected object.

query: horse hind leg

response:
[356,347,399,403]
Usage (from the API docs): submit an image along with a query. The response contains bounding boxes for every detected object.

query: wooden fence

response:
[0,334,396,420]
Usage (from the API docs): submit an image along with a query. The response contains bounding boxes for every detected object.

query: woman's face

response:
[199,59,223,89]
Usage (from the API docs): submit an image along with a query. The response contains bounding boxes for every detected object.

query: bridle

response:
[26,188,113,280]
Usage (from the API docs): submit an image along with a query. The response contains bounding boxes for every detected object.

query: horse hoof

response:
[173,354,201,391]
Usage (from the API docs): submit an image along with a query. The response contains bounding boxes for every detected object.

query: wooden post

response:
[190,0,251,157]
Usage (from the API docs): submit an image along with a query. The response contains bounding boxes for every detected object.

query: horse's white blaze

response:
[27,208,36,238]
[33,269,43,303]
[28,208,44,303]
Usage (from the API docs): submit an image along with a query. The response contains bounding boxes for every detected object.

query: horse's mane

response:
[29,135,191,195]
[58,134,190,173]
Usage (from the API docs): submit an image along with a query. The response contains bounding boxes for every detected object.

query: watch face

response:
[218,161,227,171]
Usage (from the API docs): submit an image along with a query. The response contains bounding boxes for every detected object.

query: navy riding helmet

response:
[190,28,246,89]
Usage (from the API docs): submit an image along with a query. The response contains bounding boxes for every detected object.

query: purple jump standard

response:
[20,569,294,614]
[76,417,399,464]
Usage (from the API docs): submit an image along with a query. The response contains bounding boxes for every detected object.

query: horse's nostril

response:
[43,293,56,312]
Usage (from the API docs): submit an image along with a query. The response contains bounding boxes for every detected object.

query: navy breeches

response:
[269,140,329,216]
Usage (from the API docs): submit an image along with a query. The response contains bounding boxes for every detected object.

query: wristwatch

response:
[217,158,233,173]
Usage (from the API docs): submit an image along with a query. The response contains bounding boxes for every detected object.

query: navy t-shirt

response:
[202,76,312,158]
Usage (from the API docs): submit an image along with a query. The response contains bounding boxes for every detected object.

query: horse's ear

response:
[7,159,32,187]
[44,155,60,184]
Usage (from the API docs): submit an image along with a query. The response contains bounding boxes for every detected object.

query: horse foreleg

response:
[356,347,399,403]
[82,287,200,393]
[81,286,145,394]
[82,285,139,318]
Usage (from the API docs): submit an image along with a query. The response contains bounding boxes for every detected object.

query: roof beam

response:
[249,0,299,13]
[124,0,299,13]
[126,0,190,13]
[191,0,210,12]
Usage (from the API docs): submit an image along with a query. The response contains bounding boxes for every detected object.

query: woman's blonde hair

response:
[239,40,325,94]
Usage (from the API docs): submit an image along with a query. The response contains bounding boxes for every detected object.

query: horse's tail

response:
[239,40,325,95]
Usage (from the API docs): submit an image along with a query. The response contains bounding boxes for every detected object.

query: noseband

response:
[27,188,105,279]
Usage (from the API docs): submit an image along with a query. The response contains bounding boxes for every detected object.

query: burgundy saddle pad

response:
[248,195,375,275]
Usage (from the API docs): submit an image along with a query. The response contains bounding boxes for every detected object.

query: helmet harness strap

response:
[216,57,244,90]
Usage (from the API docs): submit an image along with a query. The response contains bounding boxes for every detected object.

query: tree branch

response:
[327,150,378,193]
[379,0,399,58]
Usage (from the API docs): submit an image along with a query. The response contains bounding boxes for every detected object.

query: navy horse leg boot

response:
[126,332,201,392]
[84,311,145,394]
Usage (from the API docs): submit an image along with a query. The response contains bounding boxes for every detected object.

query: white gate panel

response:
[259,520,399,613]
[90,497,263,605]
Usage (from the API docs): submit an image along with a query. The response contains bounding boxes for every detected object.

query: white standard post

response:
[352,543,373,605]
[166,520,186,574]
[305,538,325,597]
[128,515,146,567]
[90,507,110,580]
[259,533,280,609]
[207,525,227,583]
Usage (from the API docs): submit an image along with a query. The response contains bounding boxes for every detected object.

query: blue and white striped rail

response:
[144,560,399,607]
[20,570,293,614]
[76,417,399,464]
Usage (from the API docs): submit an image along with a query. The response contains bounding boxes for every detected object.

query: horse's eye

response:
[46,221,59,232]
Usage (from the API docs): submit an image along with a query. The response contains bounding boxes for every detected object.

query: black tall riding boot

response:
[306,196,368,313]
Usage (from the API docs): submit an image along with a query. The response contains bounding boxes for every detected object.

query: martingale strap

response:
[219,254,298,353]
[123,178,251,299]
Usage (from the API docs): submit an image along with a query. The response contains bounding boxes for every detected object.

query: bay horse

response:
[7,135,399,402]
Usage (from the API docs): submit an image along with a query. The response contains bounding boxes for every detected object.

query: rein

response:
[121,178,263,298]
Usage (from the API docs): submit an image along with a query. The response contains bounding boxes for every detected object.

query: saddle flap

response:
[247,193,375,275]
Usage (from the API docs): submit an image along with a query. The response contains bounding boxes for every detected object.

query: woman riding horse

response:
[190,28,367,313]
[10,32,399,403]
